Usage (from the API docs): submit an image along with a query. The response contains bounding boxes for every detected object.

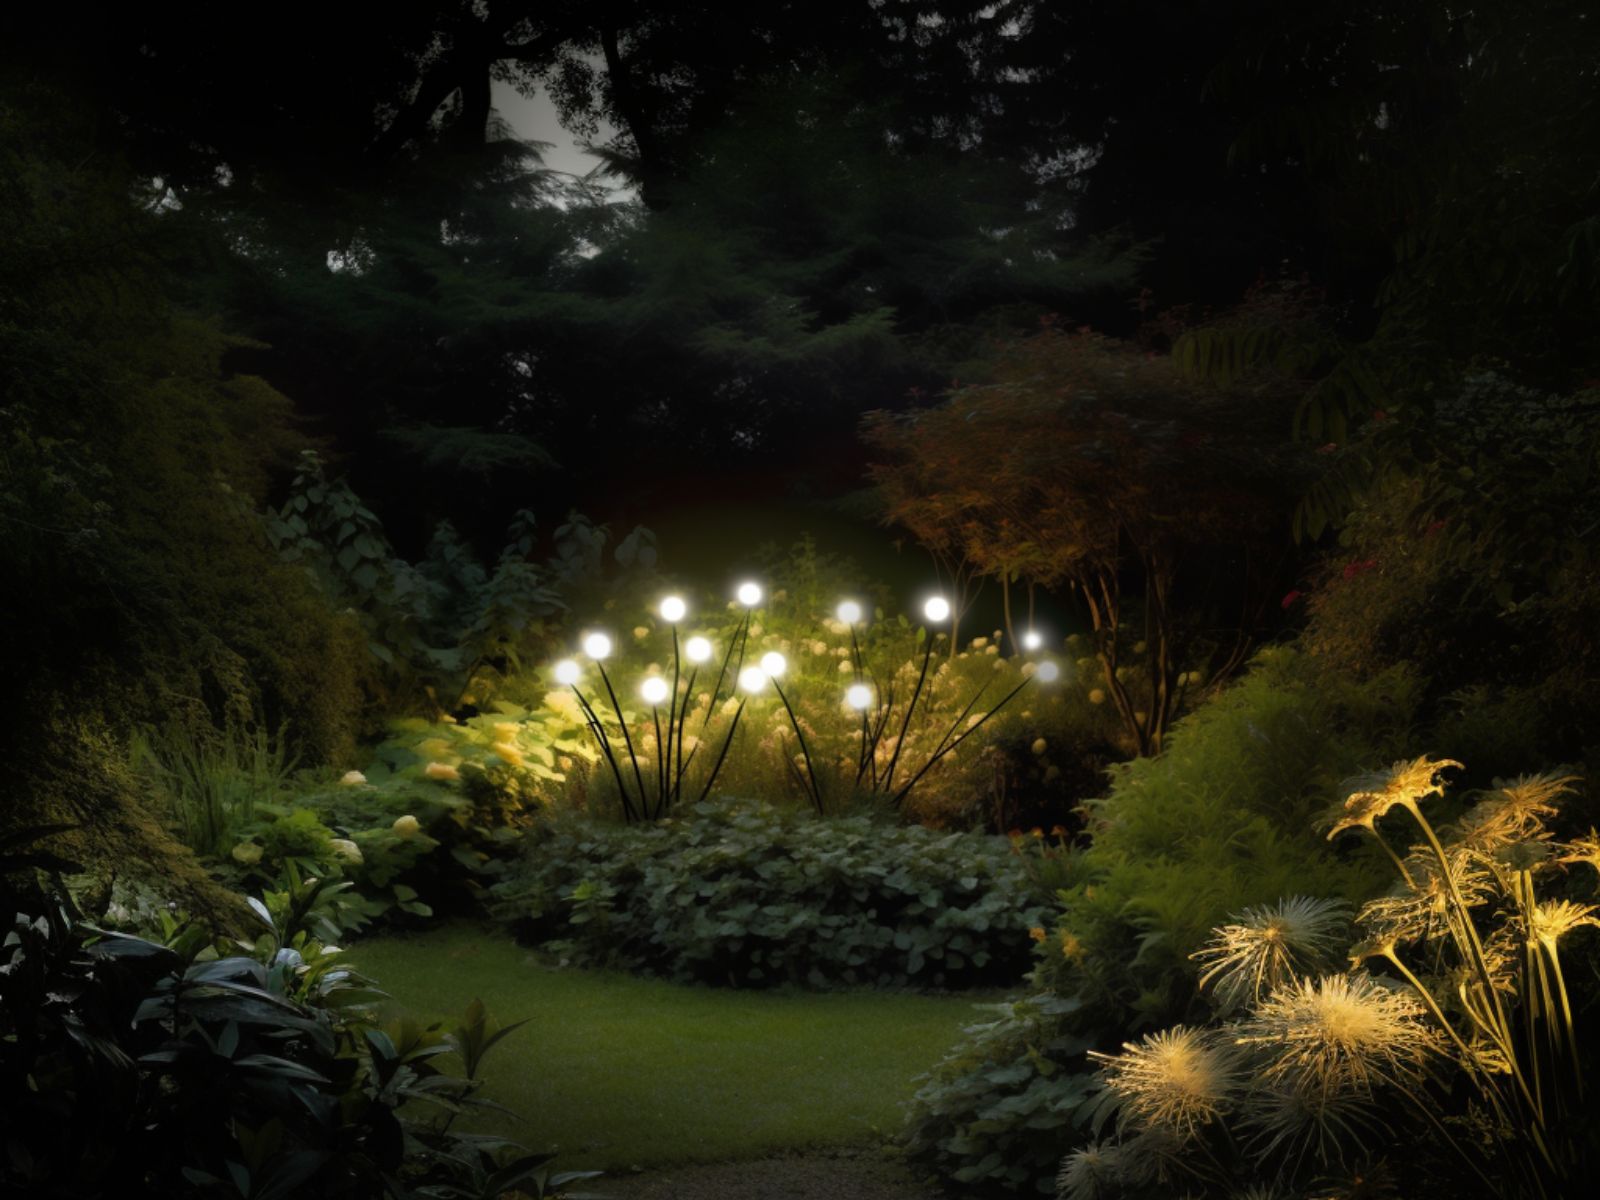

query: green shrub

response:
[489,796,1049,989]
[0,842,594,1199]
[216,755,533,937]
[903,648,1420,1193]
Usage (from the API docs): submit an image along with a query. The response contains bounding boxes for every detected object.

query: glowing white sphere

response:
[836,600,863,625]
[845,683,873,710]
[659,595,687,623]
[553,659,581,686]
[736,581,763,606]
[640,676,671,706]
[582,632,613,660]
[1022,630,1043,651]
[1035,660,1061,683]
[685,635,713,663]
[737,665,768,693]
[923,596,951,623]
[759,651,787,678]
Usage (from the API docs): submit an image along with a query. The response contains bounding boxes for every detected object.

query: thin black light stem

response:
[771,676,823,815]
[570,684,636,822]
[883,630,937,794]
[597,660,650,820]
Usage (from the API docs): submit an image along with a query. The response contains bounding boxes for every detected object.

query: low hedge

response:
[489,797,1048,989]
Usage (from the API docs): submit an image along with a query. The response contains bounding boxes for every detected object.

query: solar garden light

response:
[878,595,952,794]
[845,595,1061,811]
[699,580,762,731]
[552,649,642,823]
[752,650,825,816]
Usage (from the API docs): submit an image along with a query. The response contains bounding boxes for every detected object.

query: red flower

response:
[1316,442,1339,455]
[1281,589,1304,609]
[1341,558,1378,580]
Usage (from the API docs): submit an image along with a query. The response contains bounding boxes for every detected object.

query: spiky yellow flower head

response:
[1193,896,1351,1013]
[1455,772,1575,851]
[1089,1026,1239,1141]
[1237,973,1442,1102]
[1055,1141,1125,1200]
[1326,757,1462,840]
[1557,828,1600,882]
[1527,899,1600,948]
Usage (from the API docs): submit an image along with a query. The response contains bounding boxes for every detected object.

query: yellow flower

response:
[1325,756,1461,840]
[1089,1026,1239,1140]
[339,769,367,786]
[493,722,520,741]
[1528,899,1600,948]
[1088,688,1106,705]
[1192,896,1351,1012]
[1031,738,1048,755]
[392,814,421,838]
[424,761,460,782]
[1029,926,1048,943]
[633,626,649,640]
[329,838,363,865]
[492,741,525,768]
[1059,931,1085,960]
[231,842,263,865]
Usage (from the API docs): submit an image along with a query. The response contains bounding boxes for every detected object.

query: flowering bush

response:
[903,648,1417,1193]
[1059,760,1600,1199]
[489,796,1049,989]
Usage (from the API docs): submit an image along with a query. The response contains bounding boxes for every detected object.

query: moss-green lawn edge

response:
[348,924,1001,1172]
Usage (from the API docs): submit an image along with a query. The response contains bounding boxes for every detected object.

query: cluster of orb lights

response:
[553,584,1060,702]
[549,581,1061,820]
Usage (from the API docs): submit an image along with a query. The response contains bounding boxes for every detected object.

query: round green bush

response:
[490,797,1049,989]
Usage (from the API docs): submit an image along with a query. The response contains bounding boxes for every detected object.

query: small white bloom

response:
[330,838,363,865]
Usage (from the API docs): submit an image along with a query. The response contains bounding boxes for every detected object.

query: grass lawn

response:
[347,924,996,1172]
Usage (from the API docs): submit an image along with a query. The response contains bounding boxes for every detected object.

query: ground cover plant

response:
[489,795,1049,988]
[347,925,990,1171]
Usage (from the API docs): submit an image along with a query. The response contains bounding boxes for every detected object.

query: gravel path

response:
[587,1150,946,1199]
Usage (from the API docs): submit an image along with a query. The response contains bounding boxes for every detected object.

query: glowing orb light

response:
[845,683,873,710]
[659,595,687,623]
[640,676,671,706]
[1022,630,1043,651]
[582,632,613,660]
[759,651,787,678]
[553,659,581,686]
[836,600,863,625]
[923,596,951,623]
[737,665,768,693]
[1036,660,1061,683]
[736,581,763,607]
[685,635,713,663]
